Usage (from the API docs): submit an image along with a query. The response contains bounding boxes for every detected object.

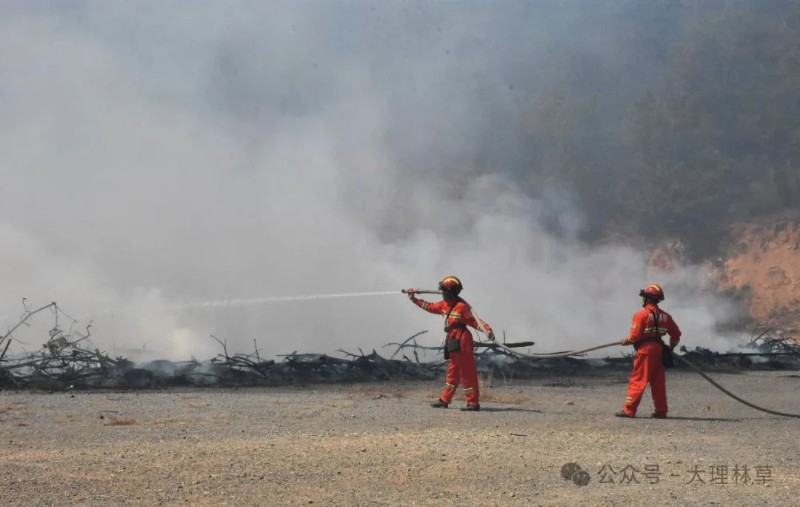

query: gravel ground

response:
[1,369,799,506]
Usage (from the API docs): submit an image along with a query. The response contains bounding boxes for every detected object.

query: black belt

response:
[634,335,664,349]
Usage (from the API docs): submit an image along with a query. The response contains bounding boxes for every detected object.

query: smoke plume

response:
[0,2,743,361]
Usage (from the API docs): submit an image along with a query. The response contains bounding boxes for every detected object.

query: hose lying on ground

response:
[486,332,800,418]
[490,339,620,359]
[409,292,800,418]
[673,353,800,418]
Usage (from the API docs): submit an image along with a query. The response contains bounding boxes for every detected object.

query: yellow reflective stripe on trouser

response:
[444,383,455,390]
[463,387,474,393]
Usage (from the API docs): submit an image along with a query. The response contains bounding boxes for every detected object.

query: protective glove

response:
[487,331,496,341]
[403,288,418,300]
[621,337,632,346]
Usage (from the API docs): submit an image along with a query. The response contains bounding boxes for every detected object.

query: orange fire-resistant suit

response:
[411,297,492,408]
[621,303,681,417]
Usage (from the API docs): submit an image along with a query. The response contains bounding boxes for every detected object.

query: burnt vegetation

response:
[1,301,798,391]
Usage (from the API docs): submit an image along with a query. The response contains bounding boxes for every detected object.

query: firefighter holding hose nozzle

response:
[405,276,494,411]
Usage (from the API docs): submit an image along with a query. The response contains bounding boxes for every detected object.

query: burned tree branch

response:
[1,299,798,391]
[1,301,58,351]
[384,330,428,359]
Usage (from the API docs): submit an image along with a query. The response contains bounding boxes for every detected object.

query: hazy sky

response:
[0,1,741,361]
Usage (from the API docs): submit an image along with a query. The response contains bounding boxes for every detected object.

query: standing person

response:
[405,276,494,411]
[617,283,681,419]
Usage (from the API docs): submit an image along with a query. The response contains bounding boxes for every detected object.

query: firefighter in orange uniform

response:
[617,283,681,418]
[406,276,494,411]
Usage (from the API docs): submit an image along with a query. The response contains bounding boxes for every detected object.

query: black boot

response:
[430,399,448,408]
[460,404,480,412]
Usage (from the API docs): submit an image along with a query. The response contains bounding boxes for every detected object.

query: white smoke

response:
[0,2,745,361]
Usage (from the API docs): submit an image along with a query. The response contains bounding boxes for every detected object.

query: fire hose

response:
[501,339,800,417]
[404,289,800,419]
[496,334,800,418]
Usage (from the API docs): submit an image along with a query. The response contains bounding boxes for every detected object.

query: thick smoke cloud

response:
[0,2,741,361]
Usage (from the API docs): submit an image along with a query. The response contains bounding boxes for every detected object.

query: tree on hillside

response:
[625,3,800,250]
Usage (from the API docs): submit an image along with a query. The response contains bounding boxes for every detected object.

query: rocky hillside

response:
[648,218,800,340]
[718,219,800,336]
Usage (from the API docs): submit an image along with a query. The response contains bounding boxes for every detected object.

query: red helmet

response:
[439,275,463,294]
[639,283,665,302]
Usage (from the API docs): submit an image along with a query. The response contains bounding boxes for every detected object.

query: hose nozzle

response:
[402,289,442,295]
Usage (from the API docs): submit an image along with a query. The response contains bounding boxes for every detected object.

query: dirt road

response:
[1,370,798,505]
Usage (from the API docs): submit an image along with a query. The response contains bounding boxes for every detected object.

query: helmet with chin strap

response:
[639,283,665,302]
[438,275,463,295]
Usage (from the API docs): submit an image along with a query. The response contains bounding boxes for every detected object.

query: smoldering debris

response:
[677,326,800,371]
[0,302,442,389]
[1,302,799,391]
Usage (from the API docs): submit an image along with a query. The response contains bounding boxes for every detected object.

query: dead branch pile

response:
[678,326,800,371]
[0,303,443,389]
[384,331,800,378]
[0,300,132,389]
[747,325,800,354]
[1,301,798,391]
[193,334,441,387]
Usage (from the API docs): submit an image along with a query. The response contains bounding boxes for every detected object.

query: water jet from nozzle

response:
[179,290,406,309]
